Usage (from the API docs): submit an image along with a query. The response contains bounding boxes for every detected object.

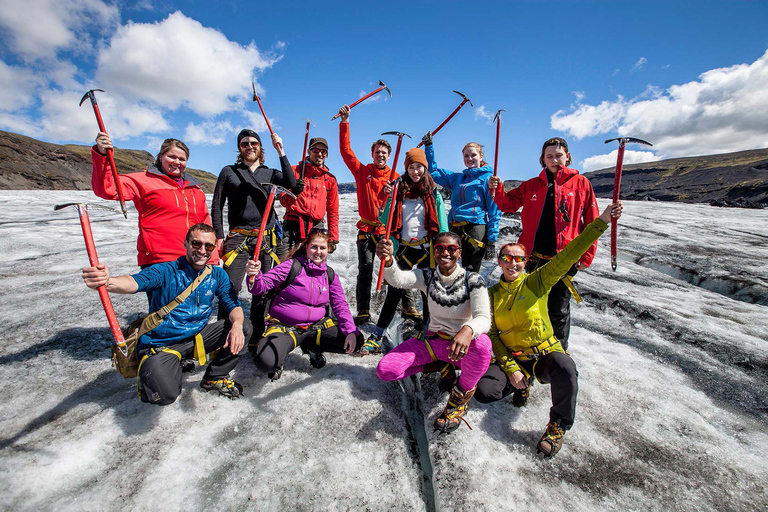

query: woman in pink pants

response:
[375,232,492,433]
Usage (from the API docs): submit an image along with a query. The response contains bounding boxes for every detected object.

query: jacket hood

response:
[301,159,330,177]
[295,254,328,273]
[537,166,580,184]
[464,164,493,180]
[147,164,203,186]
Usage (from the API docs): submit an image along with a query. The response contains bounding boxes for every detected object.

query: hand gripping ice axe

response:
[54,202,127,354]
[79,89,128,219]
[491,109,505,197]
[248,184,297,286]
[375,131,411,292]
[417,91,473,147]
[252,82,275,137]
[331,81,392,120]
[604,137,653,271]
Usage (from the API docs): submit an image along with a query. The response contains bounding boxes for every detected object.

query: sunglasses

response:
[434,244,460,254]
[310,148,328,156]
[189,240,216,252]
[240,141,260,148]
[499,254,526,263]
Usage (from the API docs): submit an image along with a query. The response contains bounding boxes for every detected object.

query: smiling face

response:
[160,147,188,177]
[543,144,570,175]
[407,162,425,183]
[305,235,329,265]
[184,229,216,270]
[498,243,527,282]
[463,146,483,169]
[372,144,390,169]
[309,146,327,167]
[239,137,263,165]
[434,234,462,275]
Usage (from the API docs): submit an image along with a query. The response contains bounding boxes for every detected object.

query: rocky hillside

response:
[0,130,217,192]
[583,148,768,207]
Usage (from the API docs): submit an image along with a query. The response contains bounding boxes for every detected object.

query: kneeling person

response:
[82,224,252,404]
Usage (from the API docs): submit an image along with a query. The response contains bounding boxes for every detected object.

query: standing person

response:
[359,148,448,355]
[81,224,253,404]
[422,132,501,273]
[276,136,340,260]
[211,129,296,344]
[246,228,363,380]
[375,232,492,433]
[488,137,599,350]
[475,202,622,456]
[92,133,212,267]
[337,104,399,325]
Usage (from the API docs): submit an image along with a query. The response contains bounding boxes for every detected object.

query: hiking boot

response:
[537,421,566,457]
[401,307,423,323]
[200,377,243,399]
[437,364,457,393]
[180,358,196,373]
[512,385,530,408]
[434,385,476,433]
[357,333,383,356]
[354,311,371,326]
[268,365,283,381]
[301,346,327,369]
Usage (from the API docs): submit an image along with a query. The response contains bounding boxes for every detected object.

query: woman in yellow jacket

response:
[475,202,623,457]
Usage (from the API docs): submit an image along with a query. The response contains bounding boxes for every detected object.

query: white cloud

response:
[474,105,494,123]
[185,120,235,146]
[0,0,117,60]
[95,11,282,117]
[0,60,42,112]
[551,49,768,157]
[581,149,662,172]
[632,57,647,71]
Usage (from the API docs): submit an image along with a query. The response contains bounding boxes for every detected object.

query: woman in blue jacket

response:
[422,132,501,273]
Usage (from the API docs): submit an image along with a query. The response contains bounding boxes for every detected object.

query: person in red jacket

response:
[337,104,399,325]
[276,136,340,261]
[488,137,599,350]
[92,132,213,267]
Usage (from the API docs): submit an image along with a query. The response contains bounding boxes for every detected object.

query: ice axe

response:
[252,82,275,137]
[417,91,473,147]
[331,81,391,120]
[375,131,410,292]
[248,184,297,286]
[491,109,505,197]
[79,89,128,219]
[604,137,653,271]
[299,118,315,180]
[54,202,127,354]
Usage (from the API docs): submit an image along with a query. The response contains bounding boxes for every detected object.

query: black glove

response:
[293,178,305,196]
[484,243,496,261]
[421,131,433,146]
[329,241,337,254]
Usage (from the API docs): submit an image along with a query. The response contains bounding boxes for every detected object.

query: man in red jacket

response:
[489,137,599,350]
[337,104,399,325]
[276,136,340,260]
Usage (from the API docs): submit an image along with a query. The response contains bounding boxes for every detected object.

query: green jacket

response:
[488,218,608,375]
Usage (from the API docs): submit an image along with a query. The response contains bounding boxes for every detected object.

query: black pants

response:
[451,223,487,273]
[527,257,577,350]
[376,244,429,329]
[355,230,378,314]
[137,319,253,406]
[254,324,364,373]
[276,218,325,261]
[475,353,578,429]
[218,232,276,341]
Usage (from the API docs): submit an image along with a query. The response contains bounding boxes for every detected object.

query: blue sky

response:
[1,0,767,183]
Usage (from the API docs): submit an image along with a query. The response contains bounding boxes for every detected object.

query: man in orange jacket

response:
[337,104,399,325]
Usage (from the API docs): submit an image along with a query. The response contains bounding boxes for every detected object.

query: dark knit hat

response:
[309,137,328,150]
[404,148,428,170]
[237,129,261,147]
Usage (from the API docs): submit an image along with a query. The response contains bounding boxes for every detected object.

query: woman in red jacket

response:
[92,132,212,267]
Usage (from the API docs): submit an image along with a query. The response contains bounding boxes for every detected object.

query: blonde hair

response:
[462,142,488,167]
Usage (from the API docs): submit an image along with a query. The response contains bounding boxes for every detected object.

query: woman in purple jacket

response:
[246,228,363,380]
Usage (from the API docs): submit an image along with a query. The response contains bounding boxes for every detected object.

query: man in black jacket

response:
[211,129,296,345]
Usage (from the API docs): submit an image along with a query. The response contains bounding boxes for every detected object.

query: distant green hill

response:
[0,130,217,192]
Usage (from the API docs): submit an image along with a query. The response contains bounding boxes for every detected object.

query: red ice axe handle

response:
[491,110,504,197]
[299,120,311,180]
[75,204,126,349]
[418,91,472,147]
[248,187,278,286]
[252,83,274,137]
[331,81,391,120]
[376,181,399,292]
[80,90,128,219]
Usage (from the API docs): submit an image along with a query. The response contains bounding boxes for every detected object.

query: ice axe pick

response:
[418,91,473,147]
[331,81,391,120]
[604,137,653,271]
[79,89,128,219]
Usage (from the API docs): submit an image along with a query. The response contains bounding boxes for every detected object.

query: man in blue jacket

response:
[82,223,252,404]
